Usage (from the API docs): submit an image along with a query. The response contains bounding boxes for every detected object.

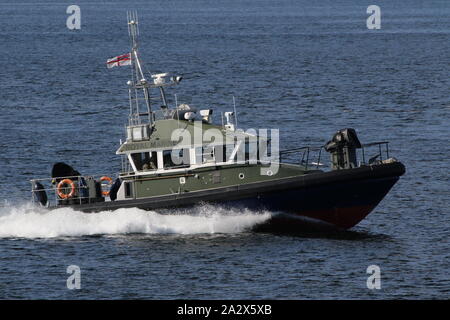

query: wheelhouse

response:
[117,119,268,177]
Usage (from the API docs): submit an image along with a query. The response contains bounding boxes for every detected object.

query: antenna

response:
[136,11,139,35]
[127,11,130,36]
[175,94,179,128]
[233,95,238,128]
[127,10,140,49]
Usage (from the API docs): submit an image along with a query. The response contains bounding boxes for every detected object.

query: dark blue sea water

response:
[0,0,449,299]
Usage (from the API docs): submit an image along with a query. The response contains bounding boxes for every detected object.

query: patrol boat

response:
[30,13,405,230]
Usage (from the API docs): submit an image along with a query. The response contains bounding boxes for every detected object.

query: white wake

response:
[0,202,272,239]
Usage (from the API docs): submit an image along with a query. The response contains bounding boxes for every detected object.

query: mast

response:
[125,11,184,129]
[127,11,152,126]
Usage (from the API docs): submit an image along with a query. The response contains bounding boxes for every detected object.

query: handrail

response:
[279,146,325,170]
[279,141,391,169]
[360,141,390,165]
[30,174,115,207]
[362,141,389,147]
[30,174,113,183]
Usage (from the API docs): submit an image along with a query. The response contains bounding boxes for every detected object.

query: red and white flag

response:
[106,53,131,68]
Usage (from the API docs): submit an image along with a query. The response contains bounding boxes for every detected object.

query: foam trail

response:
[0,203,272,239]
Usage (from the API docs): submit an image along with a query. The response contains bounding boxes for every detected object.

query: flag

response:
[106,53,131,68]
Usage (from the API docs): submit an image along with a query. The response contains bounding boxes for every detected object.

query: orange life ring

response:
[100,176,113,196]
[57,179,76,199]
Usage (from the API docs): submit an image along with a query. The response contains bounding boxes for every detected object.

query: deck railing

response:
[359,141,390,165]
[279,141,392,170]
[279,146,325,170]
[30,175,113,207]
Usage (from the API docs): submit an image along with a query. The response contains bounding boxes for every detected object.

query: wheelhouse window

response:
[245,140,258,164]
[130,151,158,171]
[193,144,240,164]
[227,139,258,164]
[124,182,133,198]
[214,145,225,163]
[163,148,190,169]
[195,146,216,164]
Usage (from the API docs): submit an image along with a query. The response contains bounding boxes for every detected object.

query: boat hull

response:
[56,162,405,230]
[237,175,399,229]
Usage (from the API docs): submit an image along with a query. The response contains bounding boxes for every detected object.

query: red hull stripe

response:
[294,205,376,229]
